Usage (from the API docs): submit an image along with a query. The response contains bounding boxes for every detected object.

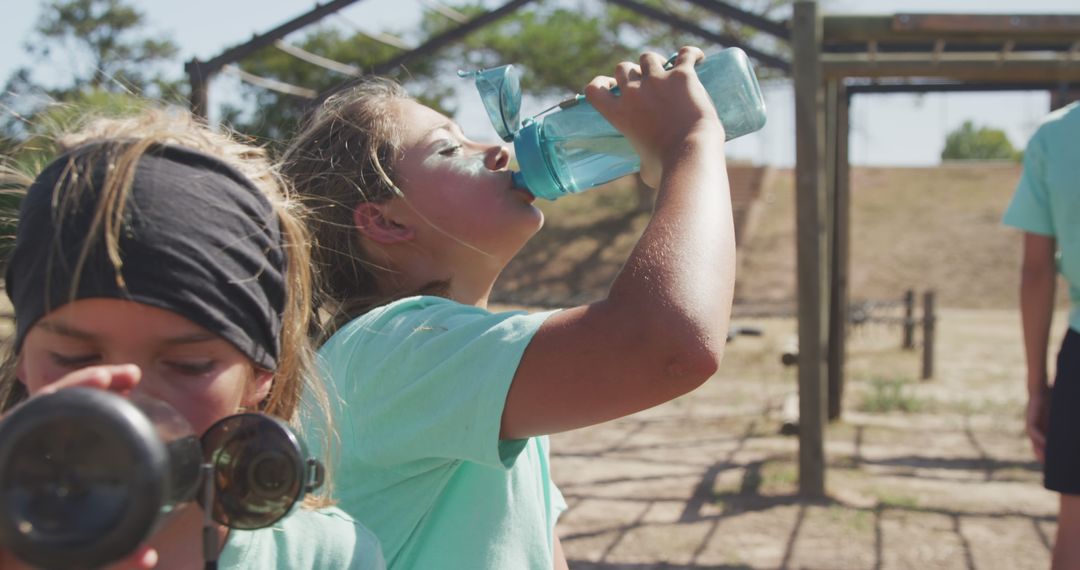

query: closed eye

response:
[165,360,217,376]
[48,351,101,369]
[439,144,463,156]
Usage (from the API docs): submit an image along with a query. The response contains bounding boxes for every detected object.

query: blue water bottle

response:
[462,48,767,201]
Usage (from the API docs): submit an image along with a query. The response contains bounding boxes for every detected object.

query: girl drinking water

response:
[284,46,735,569]
[0,111,384,569]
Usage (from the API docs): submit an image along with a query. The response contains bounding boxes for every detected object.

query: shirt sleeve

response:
[1003,130,1054,237]
[323,297,557,470]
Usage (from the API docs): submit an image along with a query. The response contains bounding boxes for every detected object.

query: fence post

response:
[903,289,916,350]
[921,290,936,380]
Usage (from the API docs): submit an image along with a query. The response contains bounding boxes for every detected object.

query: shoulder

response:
[323,296,553,355]
[1031,102,1080,143]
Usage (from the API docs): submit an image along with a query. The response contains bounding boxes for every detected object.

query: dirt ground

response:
[551,308,1062,569]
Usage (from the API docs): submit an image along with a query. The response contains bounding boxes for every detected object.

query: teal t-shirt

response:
[316,296,566,570]
[217,505,385,569]
[1003,101,1080,333]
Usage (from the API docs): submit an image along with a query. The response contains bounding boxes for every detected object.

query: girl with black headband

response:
[0,111,384,569]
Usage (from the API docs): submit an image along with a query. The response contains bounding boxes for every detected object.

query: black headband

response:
[6,143,286,370]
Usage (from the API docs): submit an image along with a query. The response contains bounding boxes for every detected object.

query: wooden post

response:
[793,0,828,499]
[186,59,210,121]
[903,289,916,350]
[827,81,849,422]
[921,290,936,380]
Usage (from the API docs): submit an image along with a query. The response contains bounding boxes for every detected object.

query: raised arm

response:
[501,47,735,439]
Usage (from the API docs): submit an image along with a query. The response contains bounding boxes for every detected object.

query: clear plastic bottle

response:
[466,48,767,201]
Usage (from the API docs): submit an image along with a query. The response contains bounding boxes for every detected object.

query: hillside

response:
[494,162,1058,310]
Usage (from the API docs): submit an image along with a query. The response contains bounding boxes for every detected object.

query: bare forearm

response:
[609,131,734,356]
[1021,265,1056,394]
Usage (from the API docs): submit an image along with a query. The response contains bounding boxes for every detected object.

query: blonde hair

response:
[280,78,415,337]
[0,108,336,506]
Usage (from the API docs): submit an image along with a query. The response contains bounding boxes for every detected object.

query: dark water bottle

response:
[0,388,325,568]
[0,388,202,568]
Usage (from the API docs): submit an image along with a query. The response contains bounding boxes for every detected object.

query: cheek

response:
[150,365,253,435]
[18,357,72,395]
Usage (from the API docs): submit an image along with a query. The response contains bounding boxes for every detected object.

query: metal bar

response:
[675,0,790,39]
[417,0,470,24]
[273,40,363,76]
[921,290,936,380]
[224,65,318,98]
[335,12,415,50]
[370,0,534,75]
[203,0,368,73]
[606,0,791,72]
[825,78,844,422]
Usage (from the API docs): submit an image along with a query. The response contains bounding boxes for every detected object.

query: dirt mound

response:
[496,162,1058,311]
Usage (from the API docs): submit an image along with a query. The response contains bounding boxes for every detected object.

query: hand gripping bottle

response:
[462,48,767,201]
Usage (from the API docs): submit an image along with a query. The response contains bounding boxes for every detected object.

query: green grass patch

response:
[858,377,928,413]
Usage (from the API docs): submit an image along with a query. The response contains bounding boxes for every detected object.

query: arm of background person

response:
[1020,231,1057,462]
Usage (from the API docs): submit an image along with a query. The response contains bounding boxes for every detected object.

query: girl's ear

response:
[353,202,415,244]
[243,369,275,409]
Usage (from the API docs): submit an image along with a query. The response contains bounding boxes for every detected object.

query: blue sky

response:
[2,0,1077,165]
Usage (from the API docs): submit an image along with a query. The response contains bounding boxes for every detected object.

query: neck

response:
[374,249,501,309]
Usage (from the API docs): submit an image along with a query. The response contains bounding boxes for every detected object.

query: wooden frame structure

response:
[185,0,792,116]
[186,0,1080,501]
[792,1,1080,497]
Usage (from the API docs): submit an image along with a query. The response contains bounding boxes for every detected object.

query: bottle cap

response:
[458,64,522,142]
[512,120,565,201]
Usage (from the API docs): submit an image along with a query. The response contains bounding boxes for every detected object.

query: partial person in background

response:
[1002,99,1080,570]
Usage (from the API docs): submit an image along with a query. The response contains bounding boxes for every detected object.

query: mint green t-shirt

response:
[217,506,385,569]
[316,296,566,570]
[1003,101,1080,332]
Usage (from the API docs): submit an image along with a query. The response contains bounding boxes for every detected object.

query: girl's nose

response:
[484,145,511,171]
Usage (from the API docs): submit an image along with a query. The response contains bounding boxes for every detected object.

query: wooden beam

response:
[186,59,209,120]
[825,40,1080,55]
[846,80,1080,95]
[823,57,1080,81]
[204,0,368,73]
[605,0,791,72]
[792,0,828,499]
[676,0,791,39]
[828,80,849,422]
[370,0,534,75]
[893,13,1080,34]
[823,14,1080,44]
[185,0,367,117]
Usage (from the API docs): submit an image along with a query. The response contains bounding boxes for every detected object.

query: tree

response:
[219,0,791,152]
[2,0,182,143]
[220,26,454,146]
[941,121,1021,162]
